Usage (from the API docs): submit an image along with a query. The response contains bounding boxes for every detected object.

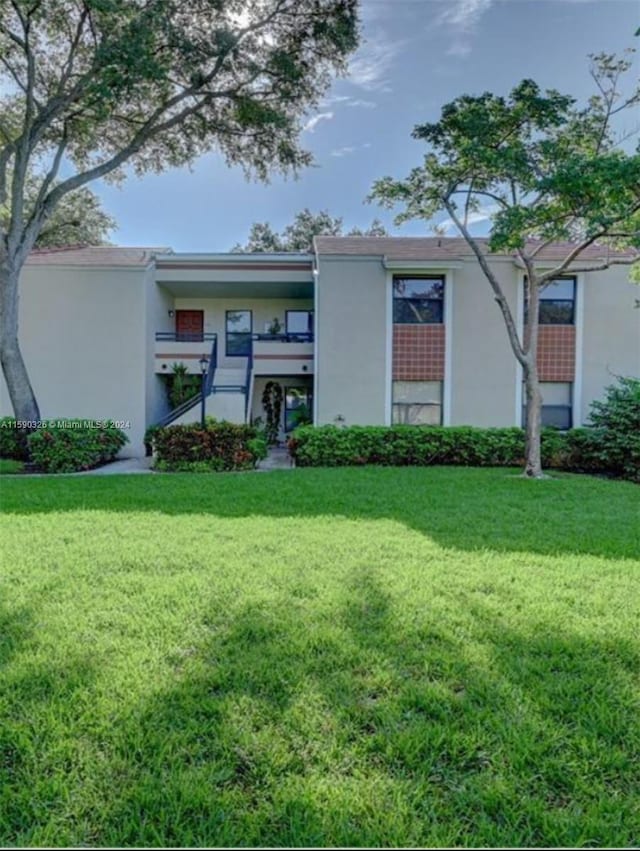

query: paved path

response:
[81,457,154,475]
[12,451,293,477]
[256,446,294,471]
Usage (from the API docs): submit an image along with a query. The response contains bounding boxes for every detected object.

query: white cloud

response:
[330,142,373,158]
[436,0,495,57]
[347,33,404,92]
[303,112,334,133]
[438,0,495,29]
[435,0,597,57]
[330,146,358,158]
[322,95,377,109]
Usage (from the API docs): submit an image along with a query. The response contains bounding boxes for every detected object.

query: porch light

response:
[199,354,208,374]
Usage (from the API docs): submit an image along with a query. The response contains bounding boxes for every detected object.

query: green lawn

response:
[1,467,638,847]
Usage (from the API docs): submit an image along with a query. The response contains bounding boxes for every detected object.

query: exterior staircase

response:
[206,367,247,423]
[157,343,253,427]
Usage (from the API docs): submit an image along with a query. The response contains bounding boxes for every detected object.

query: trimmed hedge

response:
[27,420,128,473]
[0,417,29,460]
[287,425,619,476]
[152,422,266,472]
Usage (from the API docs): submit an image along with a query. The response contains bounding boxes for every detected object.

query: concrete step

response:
[213,368,245,383]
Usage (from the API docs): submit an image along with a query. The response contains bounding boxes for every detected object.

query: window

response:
[286,310,313,339]
[393,277,444,324]
[525,277,576,325]
[284,386,313,432]
[226,310,252,356]
[522,382,572,429]
[392,381,442,425]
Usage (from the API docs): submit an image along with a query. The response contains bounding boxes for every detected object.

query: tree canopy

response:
[0,0,360,420]
[233,208,389,252]
[0,173,114,247]
[371,50,640,477]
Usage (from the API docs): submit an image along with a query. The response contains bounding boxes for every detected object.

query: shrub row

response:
[0,418,29,460]
[151,422,267,472]
[287,425,633,478]
[26,420,128,473]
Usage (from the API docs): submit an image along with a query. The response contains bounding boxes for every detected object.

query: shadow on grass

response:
[4,570,635,847]
[0,600,99,846]
[0,466,637,560]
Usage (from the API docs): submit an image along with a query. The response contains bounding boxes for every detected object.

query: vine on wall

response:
[262,381,283,445]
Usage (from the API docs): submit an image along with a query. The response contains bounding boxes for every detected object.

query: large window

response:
[526,277,576,325]
[392,381,442,425]
[522,382,572,429]
[286,310,313,339]
[393,277,444,324]
[226,310,252,356]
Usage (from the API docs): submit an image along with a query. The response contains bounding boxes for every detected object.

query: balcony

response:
[252,333,314,376]
[154,331,313,376]
[154,332,216,374]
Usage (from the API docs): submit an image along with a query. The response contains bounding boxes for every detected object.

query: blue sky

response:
[97,0,638,251]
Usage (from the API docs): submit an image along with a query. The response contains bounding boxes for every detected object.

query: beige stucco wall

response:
[315,257,387,425]
[0,264,148,456]
[581,267,640,423]
[449,259,520,426]
[145,276,173,426]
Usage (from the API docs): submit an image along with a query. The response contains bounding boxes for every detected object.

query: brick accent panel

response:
[537,325,575,381]
[393,325,445,380]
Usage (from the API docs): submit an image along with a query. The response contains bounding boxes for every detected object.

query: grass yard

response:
[0,466,639,848]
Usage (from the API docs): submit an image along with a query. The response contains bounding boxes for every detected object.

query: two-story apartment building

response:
[1,237,638,457]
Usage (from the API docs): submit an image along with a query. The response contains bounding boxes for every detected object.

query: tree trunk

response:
[521,273,545,478]
[523,359,543,478]
[0,258,40,422]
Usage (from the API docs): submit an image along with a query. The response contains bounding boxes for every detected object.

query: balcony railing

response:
[155,332,217,342]
[252,332,313,343]
[156,332,312,344]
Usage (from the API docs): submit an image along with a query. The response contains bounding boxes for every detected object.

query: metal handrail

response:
[155,336,218,428]
[155,332,217,342]
[156,392,202,427]
[204,336,217,396]
[252,332,313,343]
[244,350,253,421]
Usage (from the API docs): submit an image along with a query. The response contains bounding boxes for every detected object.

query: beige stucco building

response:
[1,237,638,457]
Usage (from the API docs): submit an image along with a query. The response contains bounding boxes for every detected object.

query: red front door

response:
[176,310,204,341]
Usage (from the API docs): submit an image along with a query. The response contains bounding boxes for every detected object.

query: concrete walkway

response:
[12,450,293,477]
[81,456,154,475]
[256,446,294,472]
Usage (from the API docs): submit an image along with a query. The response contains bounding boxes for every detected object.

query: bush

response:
[587,376,640,482]
[0,417,29,460]
[27,420,128,473]
[152,421,262,472]
[287,424,620,475]
[144,424,162,457]
[247,437,269,462]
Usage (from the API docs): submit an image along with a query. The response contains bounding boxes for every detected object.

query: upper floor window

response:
[286,310,313,338]
[393,276,444,324]
[226,310,252,356]
[526,277,576,325]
